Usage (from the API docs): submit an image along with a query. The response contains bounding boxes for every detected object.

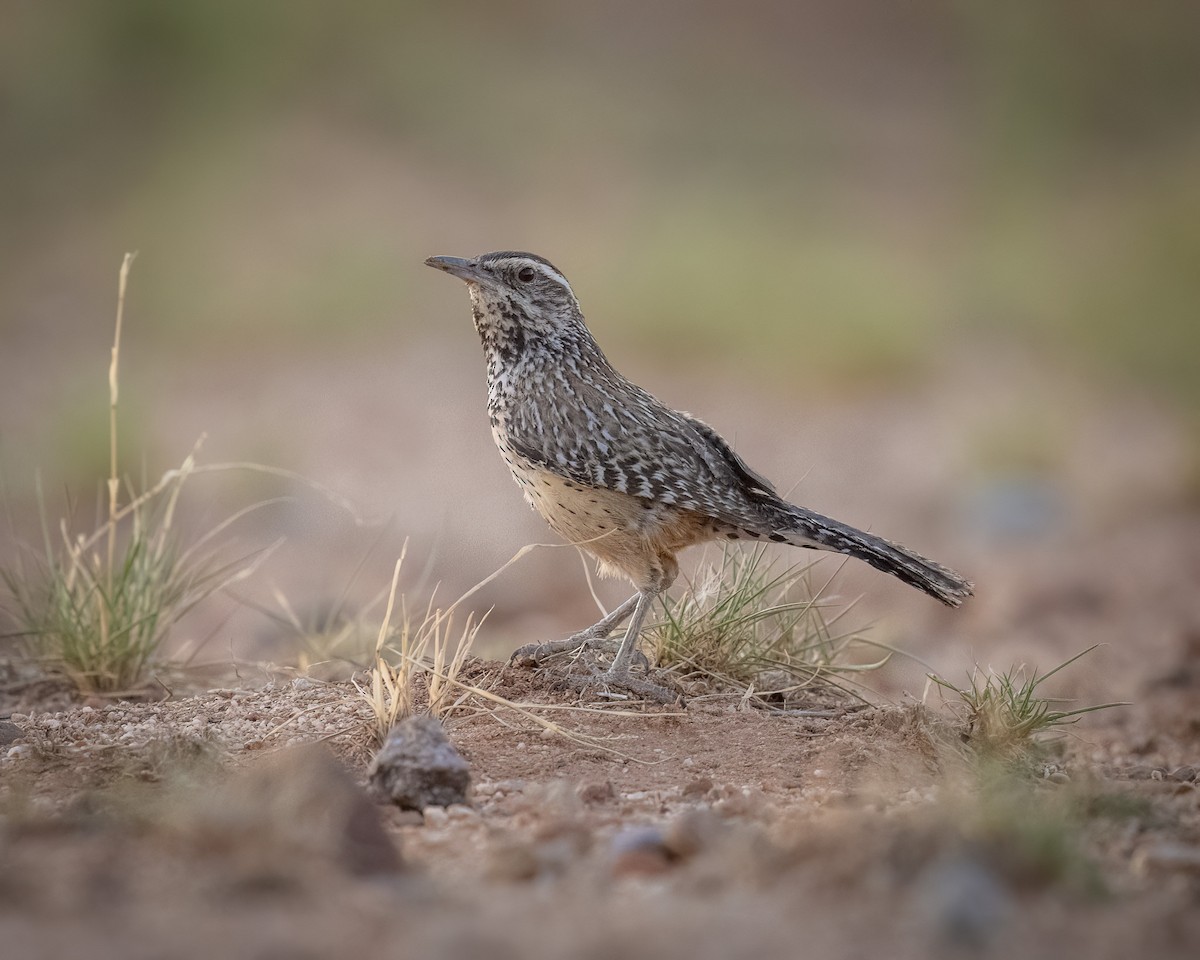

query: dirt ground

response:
[3,335,1200,958]
[2,550,1199,960]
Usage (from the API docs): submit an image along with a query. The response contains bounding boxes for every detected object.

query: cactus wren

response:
[426,251,973,701]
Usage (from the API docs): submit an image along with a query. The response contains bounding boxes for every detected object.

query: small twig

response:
[106,252,136,587]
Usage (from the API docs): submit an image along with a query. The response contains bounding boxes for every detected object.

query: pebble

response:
[916,855,1013,947]
[494,779,526,795]
[712,785,772,819]
[663,807,724,859]
[610,826,672,876]
[1170,766,1196,783]
[578,781,615,804]
[0,720,24,746]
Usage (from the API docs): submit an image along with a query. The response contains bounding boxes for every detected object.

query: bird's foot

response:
[509,634,649,672]
[565,666,683,706]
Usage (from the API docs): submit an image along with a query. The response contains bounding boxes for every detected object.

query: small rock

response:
[0,720,24,746]
[6,744,31,760]
[1046,771,1070,785]
[916,855,1013,947]
[338,776,404,876]
[663,807,724,860]
[422,806,449,828]
[1170,765,1196,783]
[495,779,526,795]
[446,803,478,820]
[368,714,471,811]
[578,781,615,804]
[610,826,672,876]
[681,777,714,800]
[225,745,403,876]
[712,785,772,819]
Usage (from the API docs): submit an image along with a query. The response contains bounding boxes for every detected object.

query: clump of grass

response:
[1,255,270,694]
[3,453,249,693]
[648,545,886,704]
[929,645,1126,758]
[354,544,483,743]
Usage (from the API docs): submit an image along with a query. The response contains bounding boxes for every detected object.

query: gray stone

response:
[368,714,471,811]
[916,854,1013,948]
[0,720,23,746]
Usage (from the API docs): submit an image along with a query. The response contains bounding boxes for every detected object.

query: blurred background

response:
[2,0,1198,695]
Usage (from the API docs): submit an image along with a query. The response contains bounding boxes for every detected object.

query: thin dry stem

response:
[106,252,135,587]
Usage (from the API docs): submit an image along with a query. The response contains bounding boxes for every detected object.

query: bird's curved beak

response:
[424,255,488,284]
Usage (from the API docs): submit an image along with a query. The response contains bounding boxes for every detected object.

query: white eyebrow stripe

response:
[495,257,575,299]
[532,261,573,292]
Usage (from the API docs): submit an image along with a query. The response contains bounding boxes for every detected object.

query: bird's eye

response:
[516,266,536,282]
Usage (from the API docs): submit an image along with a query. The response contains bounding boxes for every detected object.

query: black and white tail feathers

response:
[770,505,974,607]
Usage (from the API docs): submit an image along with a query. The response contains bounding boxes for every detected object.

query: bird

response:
[425,250,973,702]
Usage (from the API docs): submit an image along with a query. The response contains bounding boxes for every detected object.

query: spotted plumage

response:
[426,251,973,700]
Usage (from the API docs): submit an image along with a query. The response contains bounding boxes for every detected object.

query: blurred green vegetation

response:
[2,0,1198,408]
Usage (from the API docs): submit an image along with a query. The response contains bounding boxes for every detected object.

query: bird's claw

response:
[509,636,650,673]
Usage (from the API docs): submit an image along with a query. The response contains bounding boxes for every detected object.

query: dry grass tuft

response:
[648,545,885,707]
[928,645,1126,759]
[354,543,483,743]
[1,255,275,693]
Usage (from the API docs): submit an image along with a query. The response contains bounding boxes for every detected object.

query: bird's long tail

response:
[771,506,974,607]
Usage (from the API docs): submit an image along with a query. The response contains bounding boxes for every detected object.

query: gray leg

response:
[590,588,680,704]
[509,594,639,664]
[604,589,656,681]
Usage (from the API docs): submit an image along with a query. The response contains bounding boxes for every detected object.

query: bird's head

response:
[425,251,586,352]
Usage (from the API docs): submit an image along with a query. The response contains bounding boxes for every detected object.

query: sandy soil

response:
[2,582,1199,960]
[2,335,1198,958]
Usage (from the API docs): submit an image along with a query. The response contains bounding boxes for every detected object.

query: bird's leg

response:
[575,588,680,704]
[508,593,639,665]
[605,589,656,681]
